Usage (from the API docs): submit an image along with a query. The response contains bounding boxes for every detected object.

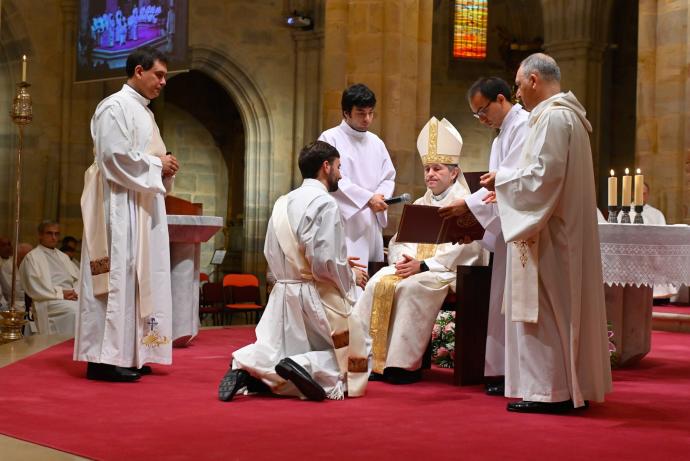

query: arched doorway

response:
[160,70,245,276]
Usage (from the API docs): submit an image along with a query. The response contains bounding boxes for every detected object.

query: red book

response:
[395,204,485,244]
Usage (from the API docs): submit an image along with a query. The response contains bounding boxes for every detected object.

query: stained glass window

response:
[453,0,488,59]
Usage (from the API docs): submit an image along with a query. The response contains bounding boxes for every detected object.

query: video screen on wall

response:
[76,0,189,83]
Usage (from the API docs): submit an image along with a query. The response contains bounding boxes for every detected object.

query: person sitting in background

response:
[20,221,79,335]
[60,236,81,269]
[0,243,33,311]
[354,117,488,385]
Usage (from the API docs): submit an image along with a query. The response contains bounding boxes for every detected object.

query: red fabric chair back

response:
[222,273,259,288]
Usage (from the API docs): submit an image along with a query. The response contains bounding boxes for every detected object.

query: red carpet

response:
[1,328,690,460]
[654,303,690,315]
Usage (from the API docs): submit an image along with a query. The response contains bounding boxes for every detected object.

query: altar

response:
[168,215,223,346]
[599,223,690,366]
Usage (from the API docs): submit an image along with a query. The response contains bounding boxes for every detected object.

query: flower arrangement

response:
[431,311,456,368]
[608,321,619,368]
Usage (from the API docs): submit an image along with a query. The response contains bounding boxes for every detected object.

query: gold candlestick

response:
[1,81,33,343]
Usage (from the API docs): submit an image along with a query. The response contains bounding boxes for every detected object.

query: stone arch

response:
[189,46,274,274]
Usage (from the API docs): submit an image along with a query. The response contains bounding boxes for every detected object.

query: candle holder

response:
[607,206,619,223]
[620,205,631,224]
[633,205,644,224]
[0,82,33,343]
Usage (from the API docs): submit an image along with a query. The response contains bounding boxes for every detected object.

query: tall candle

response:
[621,168,632,206]
[634,168,644,205]
[21,55,27,82]
[607,170,617,206]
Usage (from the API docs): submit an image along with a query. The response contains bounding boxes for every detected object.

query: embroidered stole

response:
[369,243,437,373]
[81,156,110,296]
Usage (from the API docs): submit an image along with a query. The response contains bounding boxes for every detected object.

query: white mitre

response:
[416,116,463,166]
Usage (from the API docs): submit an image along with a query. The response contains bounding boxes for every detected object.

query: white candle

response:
[634,168,644,205]
[621,168,632,206]
[21,55,27,82]
[607,170,617,206]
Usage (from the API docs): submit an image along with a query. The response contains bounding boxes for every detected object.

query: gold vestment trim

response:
[332,329,350,349]
[369,274,401,373]
[348,356,368,373]
[416,243,437,261]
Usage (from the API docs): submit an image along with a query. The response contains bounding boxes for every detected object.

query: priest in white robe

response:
[318,84,396,289]
[492,53,611,413]
[20,222,79,336]
[220,141,369,402]
[355,117,488,384]
[74,47,180,382]
[1,243,32,312]
[439,77,529,395]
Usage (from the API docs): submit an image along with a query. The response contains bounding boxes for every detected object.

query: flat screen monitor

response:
[76,0,189,83]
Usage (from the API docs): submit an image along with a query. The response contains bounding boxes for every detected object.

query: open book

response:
[395,204,485,244]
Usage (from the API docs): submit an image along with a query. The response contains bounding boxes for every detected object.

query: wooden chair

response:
[222,274,265,325]
[200,282,224,326]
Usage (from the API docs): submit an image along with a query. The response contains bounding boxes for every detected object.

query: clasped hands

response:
[348,256,369,289]
[158,152,180,178]
[63,289,78,301]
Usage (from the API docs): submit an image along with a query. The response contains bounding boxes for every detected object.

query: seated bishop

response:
[354,117,489,384]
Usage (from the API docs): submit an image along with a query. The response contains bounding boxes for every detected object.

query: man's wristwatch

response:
[419,261,429,272]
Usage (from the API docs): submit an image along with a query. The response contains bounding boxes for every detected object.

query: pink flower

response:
[443,323,455,334]
[436,346,449,357]
[608,341,616,353]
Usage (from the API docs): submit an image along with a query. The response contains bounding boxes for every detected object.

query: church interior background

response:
[0,0,688,281]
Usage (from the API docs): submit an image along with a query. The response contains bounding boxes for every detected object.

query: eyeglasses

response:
[472,100,494,119]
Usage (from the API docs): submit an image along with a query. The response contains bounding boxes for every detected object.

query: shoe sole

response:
[86,373,141,382]
[218,369,243,402]
[275,362,327,401]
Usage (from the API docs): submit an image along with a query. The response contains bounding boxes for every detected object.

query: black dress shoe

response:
[507,399,588,414]
[383,367,422,385]
[86,362,141,382]
[246,375,271,394]
[485,382,505,396]
[275,358,326,401]
[368,372,385,382]
[129,365,152,375]
[218,368,249,402]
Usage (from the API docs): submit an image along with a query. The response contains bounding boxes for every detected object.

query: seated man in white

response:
[20,221,80,335]
[0,242,32,310]
[355,117,489,384]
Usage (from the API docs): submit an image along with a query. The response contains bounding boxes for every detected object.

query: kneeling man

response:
[355,117,488,384]
[219,141,369,402]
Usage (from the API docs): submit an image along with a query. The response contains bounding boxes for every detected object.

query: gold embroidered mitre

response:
[416,116,463,166]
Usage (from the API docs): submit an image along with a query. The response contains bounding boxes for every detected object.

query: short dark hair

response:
[467,77,512,103]
[126,46,168,78]
[61,236,78,247]
[298,141,340,179]
[341,83,376,114]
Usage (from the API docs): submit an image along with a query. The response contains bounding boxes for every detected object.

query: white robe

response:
[495,92,612,407]
[465,103,528,377]
[318,120,396,271]
[20,245,80,335]
[356,180,489,371]
[74,84,174,368]
[232,179,363,398]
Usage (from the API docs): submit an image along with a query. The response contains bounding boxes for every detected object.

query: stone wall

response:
[636,0,690,223]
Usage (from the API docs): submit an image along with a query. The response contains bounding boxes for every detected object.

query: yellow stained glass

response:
[453,0,488,59]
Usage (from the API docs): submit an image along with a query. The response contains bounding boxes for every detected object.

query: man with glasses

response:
[439,77,528,398]
[319,84,396,296]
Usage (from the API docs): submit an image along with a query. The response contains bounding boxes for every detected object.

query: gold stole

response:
[369,243,437,373]
[81,157,110,296]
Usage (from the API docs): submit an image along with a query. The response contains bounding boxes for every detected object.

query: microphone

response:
[384,193,412,205]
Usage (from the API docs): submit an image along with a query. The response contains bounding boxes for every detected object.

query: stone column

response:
[540,0,614,187]
[57,0,77,226]
[636,0,690,224]
[291,29,324,187]
[321,0,433,231]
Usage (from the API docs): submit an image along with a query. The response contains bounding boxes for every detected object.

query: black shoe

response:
[368,372,385,382]
[86,362,141,382]
[485,382,505,396]
[129,365,152,375]
[246,375,271,394]
[275,358,326,401]
[218,368,249,402]
[507,399,589,414]
[383,367,422,385]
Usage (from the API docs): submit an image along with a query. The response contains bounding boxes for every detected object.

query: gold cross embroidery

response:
[513,239,535,268]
